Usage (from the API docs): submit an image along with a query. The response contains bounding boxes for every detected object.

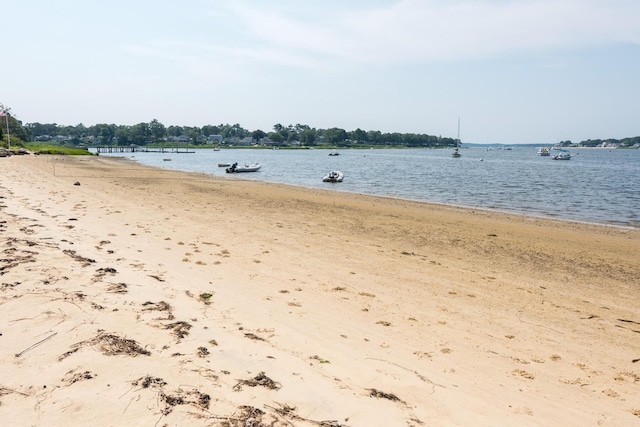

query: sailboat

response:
[452,118,462,157]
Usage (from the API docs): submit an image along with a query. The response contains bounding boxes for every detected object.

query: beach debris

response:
[62,249,95,266]
[72,332,151,357]
[0,386,29,399]
[132,376,210,415]
[1,239,38,275]
[15,332,58,358]
[106,282,128,293]
[233,371,281,391]
[367,388,403,403]
[243,332,266,341]
[142,300,171,312]
[266,403,346,426]
[165,321,192,339]
[73,181,80,186]
[64,370,94,385]
[197,346,209,358]
[1,281,21,289]
[58,348,79,361]
[230,406,266,425]
[135,376,166,389]
[310,355,331,364]
[94,267,117,278]
[199,292,213,304]
[142,300,174,321]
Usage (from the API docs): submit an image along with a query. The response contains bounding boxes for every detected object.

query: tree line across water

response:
[1,104,639,149]
[17,120,458,148]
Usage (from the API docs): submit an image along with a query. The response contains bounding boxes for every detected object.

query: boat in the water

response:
[538,147,550,156]
[552,151,571,160]
[218,163,230,167]
[328,150,340,156]
[225,162,261,173]
[322,170,344,182]
[452,118,462,158]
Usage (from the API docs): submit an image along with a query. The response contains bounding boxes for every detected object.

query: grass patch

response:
[26,144,94,155]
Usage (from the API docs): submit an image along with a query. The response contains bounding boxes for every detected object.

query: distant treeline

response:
[22,120,458,148]
[2,115,639,149]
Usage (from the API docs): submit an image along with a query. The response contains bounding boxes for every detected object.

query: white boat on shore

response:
[322,170,343,182]
[225,162,261,173]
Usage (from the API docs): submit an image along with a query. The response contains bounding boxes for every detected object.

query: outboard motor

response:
[226,162,237,173]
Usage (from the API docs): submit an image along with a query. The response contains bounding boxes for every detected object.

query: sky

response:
[2,0,640,144]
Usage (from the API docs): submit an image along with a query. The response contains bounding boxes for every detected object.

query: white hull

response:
[226,163,261,173]
[323,170,343,182]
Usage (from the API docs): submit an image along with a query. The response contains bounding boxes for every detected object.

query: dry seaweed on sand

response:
[244,332,266,341]
[266,403,346,427]
[224,406,266,426]
[142,300,174,320]
[233,371,281,391]
[106,282,128,293]
[0,240,38,274]
[165,321,192,339]
[367,388,403,403]
[62,249,95,266]
[133,376,167,389]
[57,347,79,361]
[198,404,346,427]
[132,376,210,415]
[142,300,171,312]
[71,332,150,356]
[199,292,213,304]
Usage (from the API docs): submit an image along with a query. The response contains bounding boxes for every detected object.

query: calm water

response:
[95,147,640,228]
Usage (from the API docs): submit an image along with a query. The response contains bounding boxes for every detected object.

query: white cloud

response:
[216,0,640,66]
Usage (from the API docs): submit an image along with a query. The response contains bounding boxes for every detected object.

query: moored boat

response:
[552,151,571,160]
[452,118,462,157]
[225,162,261,173]
[322,170,343,182]
[538,147,550,156]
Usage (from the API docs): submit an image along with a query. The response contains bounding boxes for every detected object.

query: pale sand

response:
[1,154,639,426]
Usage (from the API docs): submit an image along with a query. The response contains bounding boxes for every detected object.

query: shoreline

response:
[1,155,639,426]
[98,147,640,230]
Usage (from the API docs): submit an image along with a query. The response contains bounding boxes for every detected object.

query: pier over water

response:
[96,146,195,154]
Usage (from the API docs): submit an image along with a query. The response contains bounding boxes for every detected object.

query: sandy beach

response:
[1,154,639,426]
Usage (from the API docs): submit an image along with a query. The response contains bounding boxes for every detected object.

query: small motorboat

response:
[225,162,261,173]
[322,170,343,182]
[552,151,571,160]
[538,147,550,156]
[328,150,340,156]
[163,158,172,161]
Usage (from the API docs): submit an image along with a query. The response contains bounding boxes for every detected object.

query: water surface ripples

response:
[98,146,640,228]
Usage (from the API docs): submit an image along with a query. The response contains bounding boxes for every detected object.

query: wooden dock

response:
[96,146,195,154]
